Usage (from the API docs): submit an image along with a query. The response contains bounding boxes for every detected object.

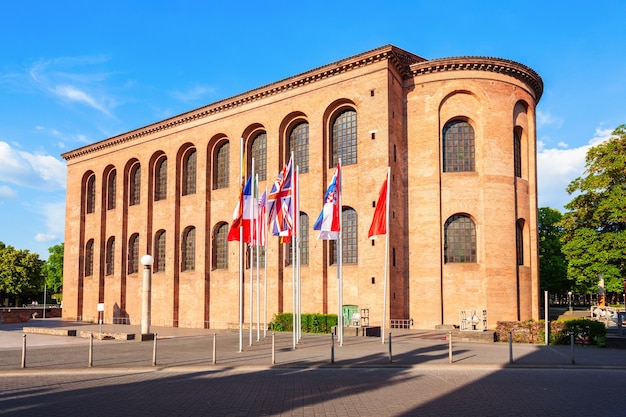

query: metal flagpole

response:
[382,167,390,344]
[338,159,343,346]
[264,185,268,338]
[249,159,255,347]
[296,165,302,342]
[256,174,261,342]
[238,138,244,353]
[292,156,297,350]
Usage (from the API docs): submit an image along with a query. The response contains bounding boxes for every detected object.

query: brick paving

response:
[1,320,625,416]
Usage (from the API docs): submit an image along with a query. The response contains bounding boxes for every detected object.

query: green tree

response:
[0,242,45,306]
[538,207,568,293]
[560,124,626,294]
[43,242,64,295]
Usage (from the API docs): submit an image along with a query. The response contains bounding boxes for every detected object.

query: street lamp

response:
[568,291,572,312]
[140,254,154,340]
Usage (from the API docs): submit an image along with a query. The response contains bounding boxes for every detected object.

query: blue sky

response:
[1,1,625,259]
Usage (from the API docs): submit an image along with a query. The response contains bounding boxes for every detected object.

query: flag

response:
[228,175,254,242]
[268,156,294,241]
[313,164,341,240]
[368,173,388,239]
[255,190,267,246]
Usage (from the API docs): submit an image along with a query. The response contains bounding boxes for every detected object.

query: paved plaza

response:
[1,319,625,416]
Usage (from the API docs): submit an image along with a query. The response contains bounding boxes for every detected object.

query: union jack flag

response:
[267,156,294,242]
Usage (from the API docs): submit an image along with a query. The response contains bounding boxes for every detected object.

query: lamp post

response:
[140,254,154,340]
[568,291,572,312]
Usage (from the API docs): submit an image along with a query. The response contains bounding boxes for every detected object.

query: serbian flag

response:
[368,173,388,239]
[268,156,294,241]
[228,175,254,242]
[313,164,341,240]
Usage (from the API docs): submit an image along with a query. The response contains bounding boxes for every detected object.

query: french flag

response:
[228,175,254,242]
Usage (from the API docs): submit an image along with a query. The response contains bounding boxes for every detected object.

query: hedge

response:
[496,319,606,347]
[269,313,338,333]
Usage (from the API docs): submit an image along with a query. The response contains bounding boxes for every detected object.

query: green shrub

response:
[550,319,606,347]
[269,313,337,333]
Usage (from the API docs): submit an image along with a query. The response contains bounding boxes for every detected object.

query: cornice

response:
[410,56,543,101]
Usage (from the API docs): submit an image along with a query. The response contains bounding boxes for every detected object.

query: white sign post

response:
[97,303,105,334]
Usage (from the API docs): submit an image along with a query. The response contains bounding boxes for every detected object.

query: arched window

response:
[332,109,357,166]
[155,156,167,201]
[86,174,96,214]
[107,170,116,210]
[105,237,115,276]
[214,141,230,189]
[129,162,141,206]
[212,223,229,270]
[183,149,197,196]
[286,212,309,265]
[251,132,267,181]
[154,230,166,273]
[443,120,475,172]
[516,220,524,265]
[182,227,195,271]
[288,122,309,173]
[85,239,94,276]
[444,215,476,263]
[330,207,357,264]
[514,127,522,178]
[128,233,140,274]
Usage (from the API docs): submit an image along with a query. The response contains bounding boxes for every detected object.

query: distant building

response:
[61,45,543,330]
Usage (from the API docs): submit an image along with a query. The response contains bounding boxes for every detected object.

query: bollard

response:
[271,333,275,365]
[448,331,453,363]
[88,333,93,368]
[509,331,513,364]
[388,332,392,363]
[212,333,217,365]
[21,334,26,368]
[152,333,158,366]
[331,331,335,364]
[570,332,575,365]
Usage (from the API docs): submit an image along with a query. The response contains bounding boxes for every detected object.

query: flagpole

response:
[256,174,261,342]
[338,158,343,347]
[249,159,255,347]
[291,156,297,350]
[263,185,268,338]
[382,167,390,344]
[238,138,244,353]
[296,165,302,342]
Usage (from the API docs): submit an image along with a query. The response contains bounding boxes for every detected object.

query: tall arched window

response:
[128,233,140,274]
[214,141,229,189]
[107,170,116,210]
[154,230,166,273]
[155,156,167,201]
[85,239,94,276]
[86,174,96,214]
[183,149,197,196]
[182,227,196,271]
[516,219,524,265]
[444,214,476,263]
[286,212,309,265]
[129,162,141,206]
[330,207,357,264]
[251,132,267,181]
[332,109,357,166]
[105,237,115,276]
[514,127,522,178]
[443,120,475,172]
[288,122,309,173]
[212,223,229,270]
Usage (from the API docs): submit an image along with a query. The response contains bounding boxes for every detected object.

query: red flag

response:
[368,173,388,239]
[228,176,254,242]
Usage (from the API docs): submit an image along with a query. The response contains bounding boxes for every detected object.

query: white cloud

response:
[537,127,614,211]
[53,84,110,114]
[40,201,66,237]
[0,185,17,200]
[172,85,215,103]
[536,109,563,129]
[0,141,66,190]
[34,233,57,242]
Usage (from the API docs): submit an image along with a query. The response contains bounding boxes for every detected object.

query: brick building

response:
[61,45,543,330]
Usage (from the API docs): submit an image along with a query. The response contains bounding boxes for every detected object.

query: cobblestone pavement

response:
[1,320,625,416]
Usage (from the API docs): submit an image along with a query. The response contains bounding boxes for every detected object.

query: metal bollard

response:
[388,332,392,363]
[448,331,453,363]
[509,331,513,364]
[21,334,26,368]
[271,333,275,365]
[570,332,575,365]
[331,331,335,364]
[152,333,158,366]
[212,333,217,365]
[88,333,93,368]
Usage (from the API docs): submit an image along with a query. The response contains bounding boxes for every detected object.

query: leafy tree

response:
[560,124,626,294]
[0,242,45,306]
[538,207,568,293]
[43,242,64,295]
